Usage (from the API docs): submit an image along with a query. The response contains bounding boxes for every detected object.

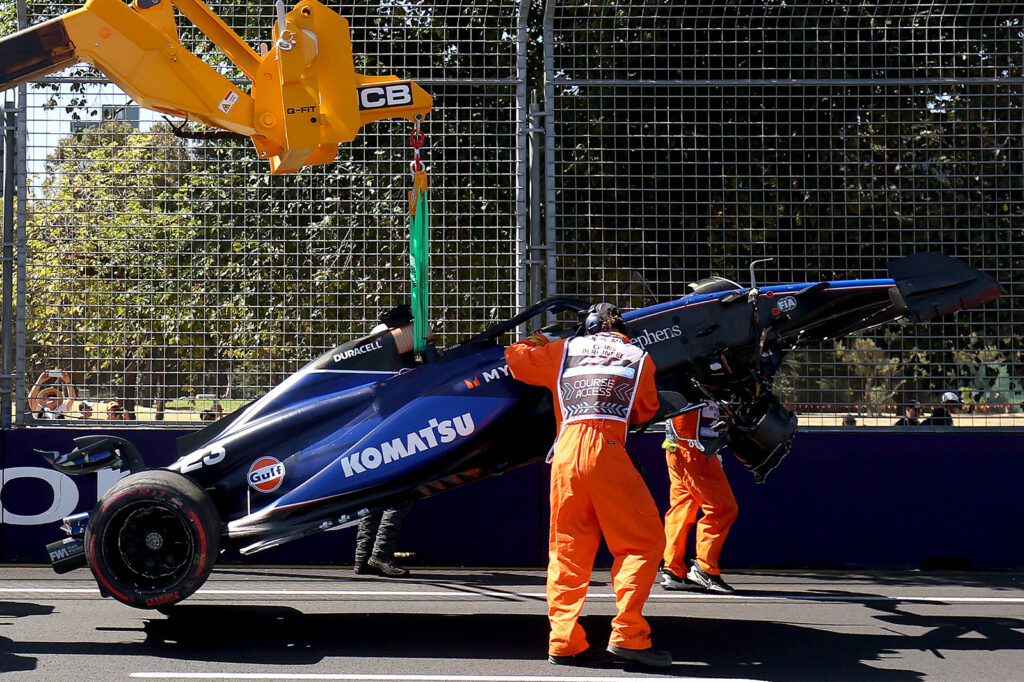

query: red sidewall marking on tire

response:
[88,535,132,605]
[92,482,210,605]
[187,509,208,579]
[101,487,152,511]
[144,591,181,608]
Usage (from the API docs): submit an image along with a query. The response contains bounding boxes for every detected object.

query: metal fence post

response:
[1,102,14,428]
[527,91,548,307]
[514,0,531,320]
[541,0,557,320]
[14,0,27,426]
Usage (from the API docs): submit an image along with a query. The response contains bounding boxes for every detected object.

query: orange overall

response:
[663,409,738,578]
[505,332,664,657]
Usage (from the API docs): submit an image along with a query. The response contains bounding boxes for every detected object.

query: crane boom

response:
[0,0,433,174]
[0,17,78,91]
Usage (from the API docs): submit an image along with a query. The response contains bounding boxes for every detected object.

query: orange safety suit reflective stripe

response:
[663,410,738,577]
[505,332,664,657]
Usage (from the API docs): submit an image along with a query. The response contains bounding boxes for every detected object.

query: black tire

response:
[85,470,220,609]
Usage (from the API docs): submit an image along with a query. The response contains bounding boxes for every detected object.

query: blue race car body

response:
[40,252,1000,607]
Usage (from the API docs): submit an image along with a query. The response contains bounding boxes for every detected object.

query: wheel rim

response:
[108,501,195,589]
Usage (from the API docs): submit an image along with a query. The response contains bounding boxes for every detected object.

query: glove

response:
[662,437,678,453]
[522,333,549,347]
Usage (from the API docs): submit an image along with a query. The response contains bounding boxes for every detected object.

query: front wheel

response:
[85,470,220,609]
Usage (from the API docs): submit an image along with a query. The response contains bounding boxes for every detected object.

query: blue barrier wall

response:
[2,428,1022,569]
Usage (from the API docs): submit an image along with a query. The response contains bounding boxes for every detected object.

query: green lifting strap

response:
[409,170,429,354]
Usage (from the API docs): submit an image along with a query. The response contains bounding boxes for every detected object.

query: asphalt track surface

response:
[2,567,1024,680]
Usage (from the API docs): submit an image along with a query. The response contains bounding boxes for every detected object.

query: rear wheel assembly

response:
[85,470,220,609]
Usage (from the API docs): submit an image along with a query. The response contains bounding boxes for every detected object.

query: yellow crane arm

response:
[0,0,433,174]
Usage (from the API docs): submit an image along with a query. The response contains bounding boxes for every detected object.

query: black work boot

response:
[367,556,410,577]
[607,644,672,668]
[548,647,613,667]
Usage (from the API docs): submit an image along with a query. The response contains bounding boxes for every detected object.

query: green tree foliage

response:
[167,0,527,339]
[18,0,1023,416]
[0,0,16,34]
[834,336,906,415]
[26,122,406,404]
[18,0,533,407]
[547,0,1022,411]
[28,122,212,408]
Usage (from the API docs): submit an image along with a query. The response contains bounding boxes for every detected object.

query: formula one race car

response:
[39,252,999,609]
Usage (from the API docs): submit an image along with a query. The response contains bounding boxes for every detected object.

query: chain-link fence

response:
[544,0,1024,426]
[7,0,529,423]
[2,0,1023,427]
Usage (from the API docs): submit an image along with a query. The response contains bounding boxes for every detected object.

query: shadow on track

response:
[738,570,1024,593]
[129,601,1024,679]
[4,595,1024,679]
[0,601,54,674]
[212,566,549,587]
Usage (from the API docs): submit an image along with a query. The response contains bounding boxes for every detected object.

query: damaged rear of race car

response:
[38,253,1000,609]
[627,252,1002,483]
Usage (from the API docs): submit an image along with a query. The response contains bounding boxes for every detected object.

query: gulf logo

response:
[247,456,285,493]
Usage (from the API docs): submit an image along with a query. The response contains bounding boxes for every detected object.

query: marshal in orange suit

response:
[659,403,738,594]
[505,303,671,669]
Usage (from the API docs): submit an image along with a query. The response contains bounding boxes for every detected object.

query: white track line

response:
[1,586,1023,603]
[130,674,756,682]
[0,587,98,593]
